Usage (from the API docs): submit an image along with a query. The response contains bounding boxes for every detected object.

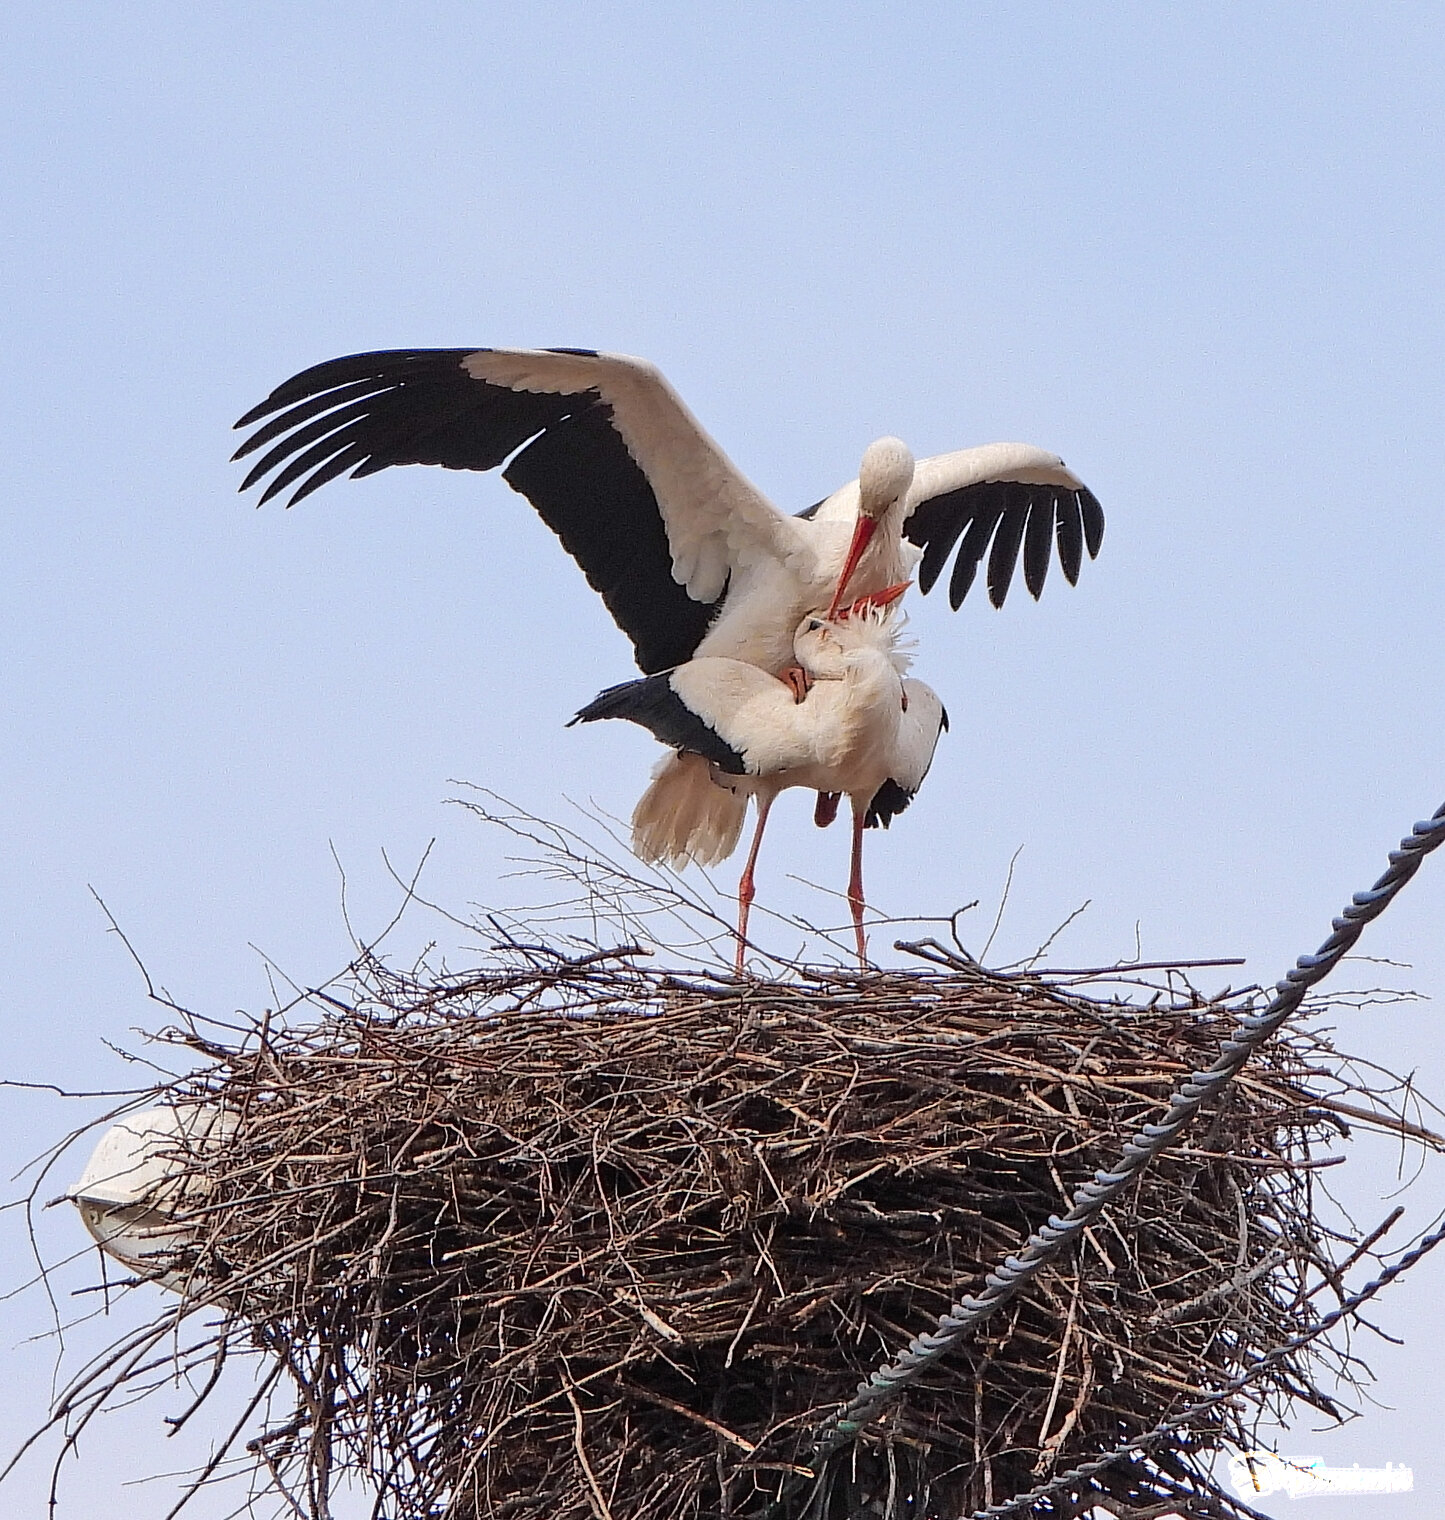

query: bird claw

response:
[779,665,812,703]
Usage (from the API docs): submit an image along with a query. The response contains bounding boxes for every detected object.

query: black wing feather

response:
[903,478,1105,610]
[232,379,396,460]
[238,394,392,494]
[1022,491,1056,599]
[947,501,1004,609]
[274,442,377,510]
[256,436,371,508]
[1080,487,1105,559]
[986,490,1031,609]
[233,348,720,673]
[1055,493,1084,585]
[909,498,969,596]
[570,673,747,774]
[234,349,471,426]
[234,349,575,500]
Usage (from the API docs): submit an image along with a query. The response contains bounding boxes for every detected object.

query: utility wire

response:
[782,800,1445,1515]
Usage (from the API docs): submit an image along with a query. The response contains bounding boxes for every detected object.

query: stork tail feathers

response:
[632,752,747,868]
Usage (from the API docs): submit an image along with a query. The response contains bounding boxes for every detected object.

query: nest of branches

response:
[57,931,1438,1520]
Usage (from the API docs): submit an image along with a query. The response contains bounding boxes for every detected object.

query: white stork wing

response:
[233,348,792,673]
[905,444,1103,608]
[865,679,947,829]
[807,442,1103,610]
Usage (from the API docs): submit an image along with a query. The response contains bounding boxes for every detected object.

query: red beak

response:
[839,580,911,617]
[825,515,879,619]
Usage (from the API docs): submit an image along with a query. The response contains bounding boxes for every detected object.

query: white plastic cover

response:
[70,1104,235,1291]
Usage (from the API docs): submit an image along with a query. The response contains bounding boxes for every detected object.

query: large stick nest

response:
[91,939,1433,1520]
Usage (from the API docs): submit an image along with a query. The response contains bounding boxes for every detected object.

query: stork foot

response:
[778,665,812,703]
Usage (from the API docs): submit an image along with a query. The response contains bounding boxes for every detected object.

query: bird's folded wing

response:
[666,660,818,775]
[866,679,948,828]
[571,667,751,774]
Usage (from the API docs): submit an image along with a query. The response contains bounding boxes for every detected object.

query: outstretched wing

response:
[233,347,792,673]
[903,443,1104,609]
[810,442,1104,610]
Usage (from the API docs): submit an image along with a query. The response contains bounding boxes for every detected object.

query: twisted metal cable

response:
[797,799,1445,1485]
[966,1212,1445,1519]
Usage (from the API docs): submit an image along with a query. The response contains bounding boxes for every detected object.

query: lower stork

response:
[572,591,946,968]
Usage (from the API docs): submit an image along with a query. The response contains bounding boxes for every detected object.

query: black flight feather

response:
[903,479,1105,610]
[1022,491,1056,599]
[986,490,1031,609]
[1055,492,1084,585]
[571,674,747,775]
[948,501,1005,609]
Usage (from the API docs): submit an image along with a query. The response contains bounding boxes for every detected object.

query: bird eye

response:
[807,619,823,631]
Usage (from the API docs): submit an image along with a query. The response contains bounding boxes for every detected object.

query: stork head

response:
[858,437,915,520]
[826,437,915,618]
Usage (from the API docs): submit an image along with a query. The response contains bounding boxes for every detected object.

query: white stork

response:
[572,592,947,968]
[233,347,1102,881]
[233,348,1103,673]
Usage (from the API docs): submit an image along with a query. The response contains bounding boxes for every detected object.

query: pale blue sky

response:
[2,5,1443,1516]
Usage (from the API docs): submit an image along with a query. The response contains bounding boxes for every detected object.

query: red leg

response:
[814,791,840,828]
[735,793,775,973]
[778,665,812,703]
[848,803,868,968]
